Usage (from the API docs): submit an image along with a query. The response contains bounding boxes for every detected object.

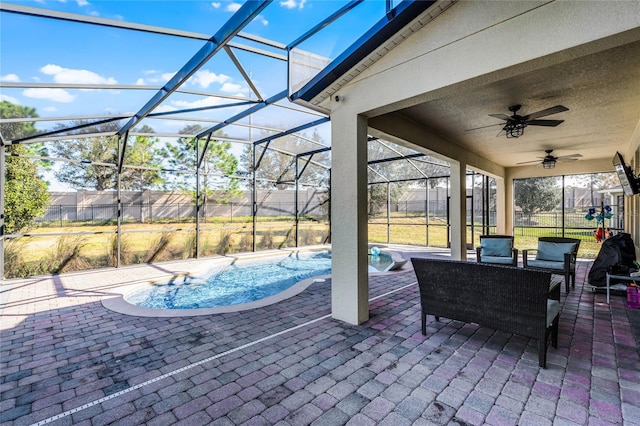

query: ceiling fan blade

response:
[525,119,564,127]
[488,114,511,121]
[556,154,583,160]
[522,105,569,120]
[516,159,542,165]
[465,123,504,131]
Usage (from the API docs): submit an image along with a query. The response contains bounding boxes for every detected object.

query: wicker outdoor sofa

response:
[411,258,560,368]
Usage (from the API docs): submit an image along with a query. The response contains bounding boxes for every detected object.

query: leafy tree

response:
[0,101,50,234]
[514,177,561,224]
[162,124,239,200]
[121,125,164,190]
[240,128,330,190]
[49,121,164,190]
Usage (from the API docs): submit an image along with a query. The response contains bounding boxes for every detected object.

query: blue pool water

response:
[125,250,393,310]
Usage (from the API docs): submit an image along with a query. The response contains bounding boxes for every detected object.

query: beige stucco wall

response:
[328,1,640,323]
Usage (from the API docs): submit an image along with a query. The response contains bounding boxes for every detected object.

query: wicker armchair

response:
[476,235,518,266]
[523,237,581,293]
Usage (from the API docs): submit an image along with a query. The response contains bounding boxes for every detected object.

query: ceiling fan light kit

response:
[505,121,526,138]
[517,149,583,168]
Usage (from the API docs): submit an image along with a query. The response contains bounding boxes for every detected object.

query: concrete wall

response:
[43,189,329,223]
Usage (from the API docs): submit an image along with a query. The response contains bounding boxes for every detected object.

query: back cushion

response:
[536,242,577,262]
[481,238,512,257]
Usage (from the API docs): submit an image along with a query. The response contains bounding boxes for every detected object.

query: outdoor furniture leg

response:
[538,338,547,368]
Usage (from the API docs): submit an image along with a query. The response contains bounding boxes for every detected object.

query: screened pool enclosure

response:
[0,1,626,278]
[0,1,459,278]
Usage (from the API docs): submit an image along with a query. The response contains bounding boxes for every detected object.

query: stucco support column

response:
[330,112,369,325]
[495,177,507,234]
[449,160,467,261]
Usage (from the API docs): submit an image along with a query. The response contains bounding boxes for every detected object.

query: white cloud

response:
[135,70,172,84]
[76,0,89,6]
[226,2,241,12]
[89,11,99,17]
[0,94,20,104]
[220,82,249,93]
[43,106,58,112]
[172,96,224,109]
[1,73,20,82]
[211,2,221,8]
[154,105,179,114]
[135,78,145,86]
[191,70,231,89]
[280,0,306,10]
[160,119,190,129]
[40,64,117,85]
[23,88,76,103]
[259,15,269,26]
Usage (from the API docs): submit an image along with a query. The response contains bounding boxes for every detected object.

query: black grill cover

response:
[588,233,637,287]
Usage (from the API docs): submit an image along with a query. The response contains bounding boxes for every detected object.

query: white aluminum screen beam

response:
[116,0,272,137]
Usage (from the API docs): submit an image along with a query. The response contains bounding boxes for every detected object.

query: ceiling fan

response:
[517,149,582,169]
[476,104,569,138]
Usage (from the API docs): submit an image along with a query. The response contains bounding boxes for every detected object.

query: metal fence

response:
[513,211,623,236]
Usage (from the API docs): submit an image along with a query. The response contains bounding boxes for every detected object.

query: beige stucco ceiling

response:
[388,40,640,169]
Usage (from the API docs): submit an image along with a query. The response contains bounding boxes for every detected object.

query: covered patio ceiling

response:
[394,40,640,169]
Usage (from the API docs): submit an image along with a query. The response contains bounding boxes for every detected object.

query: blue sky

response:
[0,0,387,129]
[0,1,392,190]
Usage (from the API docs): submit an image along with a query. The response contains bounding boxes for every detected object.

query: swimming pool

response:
[124,250,396,310]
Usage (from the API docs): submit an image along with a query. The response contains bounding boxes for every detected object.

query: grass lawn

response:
[5,215,603,279]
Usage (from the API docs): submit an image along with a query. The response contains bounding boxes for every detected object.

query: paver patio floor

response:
[1,248,639,425]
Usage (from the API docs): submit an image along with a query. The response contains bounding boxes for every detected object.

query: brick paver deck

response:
[1,249,639,425]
